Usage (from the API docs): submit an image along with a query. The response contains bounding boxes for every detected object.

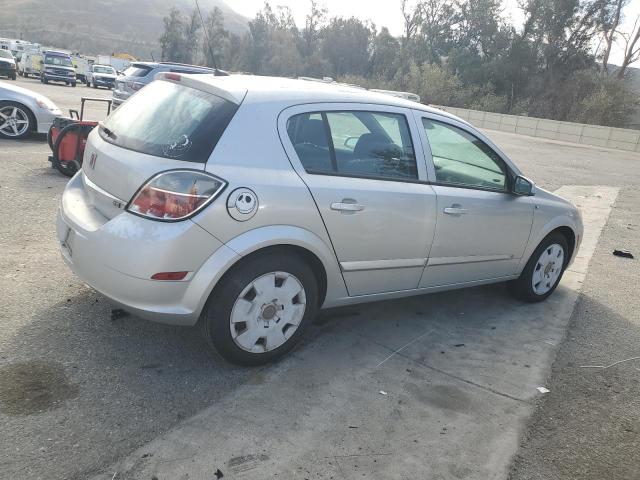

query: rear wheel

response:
[509,232,569,302]
[200,251,318,365]
[10,73,16,80]
[0,101,34,139]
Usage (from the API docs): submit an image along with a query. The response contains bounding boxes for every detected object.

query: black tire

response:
[0,101,35,140]
[509,232,569,303]
[71,82,76,87]
[200,250,319,366]
[43,77,48,84]
[11,73,16,80]
[92,81,97,89]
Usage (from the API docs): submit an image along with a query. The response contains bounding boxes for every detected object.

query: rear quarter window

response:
[100,80,238,163]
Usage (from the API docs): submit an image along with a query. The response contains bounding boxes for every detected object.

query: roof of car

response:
[134,61,215,71]
[183,74,462,122]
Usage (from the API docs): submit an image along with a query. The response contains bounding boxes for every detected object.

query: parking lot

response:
[1,75,639,480]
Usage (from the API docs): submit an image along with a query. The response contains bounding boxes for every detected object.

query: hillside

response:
[0,0,248,60]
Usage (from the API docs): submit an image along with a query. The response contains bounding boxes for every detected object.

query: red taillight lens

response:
[127,170,226,221]
[164,72,181,81]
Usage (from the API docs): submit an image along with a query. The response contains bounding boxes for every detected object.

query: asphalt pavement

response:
[1,76,639,480]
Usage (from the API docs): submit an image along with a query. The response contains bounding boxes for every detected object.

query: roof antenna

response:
[194,0,218,72]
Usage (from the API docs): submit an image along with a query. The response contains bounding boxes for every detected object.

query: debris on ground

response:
[379,390,388,395]
[453,343,465,347]
[536,386,550,394]
[214,468,224,479]
[613,249,634,259]
[110,308,129,321]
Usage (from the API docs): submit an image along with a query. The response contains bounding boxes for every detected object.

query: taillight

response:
[127,170,226,221]
[127,81,144,91]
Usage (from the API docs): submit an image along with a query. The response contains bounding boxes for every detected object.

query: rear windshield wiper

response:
[100,125,117,140]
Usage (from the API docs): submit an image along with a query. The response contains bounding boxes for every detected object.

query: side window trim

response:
[320,112,338,172]
[416,112,514,192]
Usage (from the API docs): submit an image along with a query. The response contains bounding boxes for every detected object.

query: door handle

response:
[331,201,365,212]
[443,206,468,215]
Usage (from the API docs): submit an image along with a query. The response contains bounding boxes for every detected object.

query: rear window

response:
[100,80,238,163]
[122,64,153,77]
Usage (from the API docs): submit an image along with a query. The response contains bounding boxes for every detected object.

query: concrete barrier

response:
[438,106,640,153]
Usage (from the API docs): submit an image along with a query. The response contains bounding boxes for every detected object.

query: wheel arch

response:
[519,216,580,273]
[189,225,348,322]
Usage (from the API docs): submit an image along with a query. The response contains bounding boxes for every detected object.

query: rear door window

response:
[100,80,238,163]
[287,110,417,180]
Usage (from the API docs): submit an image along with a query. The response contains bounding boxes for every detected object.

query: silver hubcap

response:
[230,271,306,353]
[0,106,29,137]
[532,243,565,295]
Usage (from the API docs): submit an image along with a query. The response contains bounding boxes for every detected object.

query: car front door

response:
[280,104,437,296]
[414,112,534,287]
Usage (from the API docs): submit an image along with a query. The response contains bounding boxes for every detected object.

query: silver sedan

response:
[0,81,61,139]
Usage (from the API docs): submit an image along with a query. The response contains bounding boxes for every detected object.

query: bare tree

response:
[617,14,640,78]
[400,0,423,47]
[600,0,627,73]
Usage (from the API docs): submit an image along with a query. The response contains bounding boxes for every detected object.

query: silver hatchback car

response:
[57,74,583,365]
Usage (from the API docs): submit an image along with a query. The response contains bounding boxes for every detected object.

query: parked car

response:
[19,49,42,78]
[57,75,583,365]
[40,50,76,87]
[85,64,117,89]
[111,61,228,108]
[0,81,61,139]
[0,49,17,80]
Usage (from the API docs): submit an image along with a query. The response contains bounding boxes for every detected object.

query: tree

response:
[202,7,229,68]
[321,17,373,77]
[599,0,627,74]
[617,14,640,78]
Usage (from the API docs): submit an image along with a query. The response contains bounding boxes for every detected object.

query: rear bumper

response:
[57,172,238,326]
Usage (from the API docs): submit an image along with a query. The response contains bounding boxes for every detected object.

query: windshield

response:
[45,55,73,67]
[93,66,115,74]
[122,64,152,77]
[0,50,13,59]
[100,80,238,163]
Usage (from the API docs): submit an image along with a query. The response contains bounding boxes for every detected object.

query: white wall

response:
[438,106,640,153]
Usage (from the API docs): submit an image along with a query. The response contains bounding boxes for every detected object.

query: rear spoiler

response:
[155,71,246,105]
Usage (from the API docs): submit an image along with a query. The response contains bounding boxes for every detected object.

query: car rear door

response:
[413,111,534,287]
[280,103,437,296]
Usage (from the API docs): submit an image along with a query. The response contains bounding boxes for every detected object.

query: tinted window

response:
[100,80,238,163]
[45,55,72,67]
[288,111,417,181]
[93,66,115,74]
[122,64,152,77]
[422,118,507,190]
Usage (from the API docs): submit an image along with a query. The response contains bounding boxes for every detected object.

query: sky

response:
[227,0,639,67]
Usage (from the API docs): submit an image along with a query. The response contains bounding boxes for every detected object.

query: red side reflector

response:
[164,73,181,81]
[151,271,188,281]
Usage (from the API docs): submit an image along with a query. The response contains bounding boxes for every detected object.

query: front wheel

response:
[200,251,319,365]
[509,232,569,302]
[0,101,34,139]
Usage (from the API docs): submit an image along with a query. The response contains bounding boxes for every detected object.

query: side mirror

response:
[513,175,534,196]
